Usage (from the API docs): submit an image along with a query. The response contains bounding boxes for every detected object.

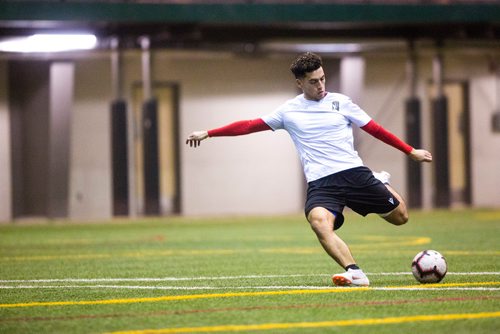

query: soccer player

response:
[186,52,432,287]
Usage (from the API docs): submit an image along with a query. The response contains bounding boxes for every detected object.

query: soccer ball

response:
[411,250,447,283]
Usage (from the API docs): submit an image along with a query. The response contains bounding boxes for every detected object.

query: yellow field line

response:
[0,236,433,261]
[5,248,499,262]
[355,236,431,248]
[0,250,238,261]
[0,288,368,309]
[106,311,500,334]
[398,281,500,288]
[1,254,113,261]
[444,251,500,256]
[2,281,498,309]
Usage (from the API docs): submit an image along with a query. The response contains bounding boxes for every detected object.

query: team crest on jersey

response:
[332,101,340,111]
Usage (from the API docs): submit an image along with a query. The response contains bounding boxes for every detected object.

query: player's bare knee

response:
[402,211,409,223]
[308,215,328,233]
[384,207,408,226]
[396,212,409,225]
[392,210,409,226]
[307,209,333,235]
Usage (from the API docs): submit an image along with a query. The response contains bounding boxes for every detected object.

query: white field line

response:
[0,285,499,292]
[0,274,312,283]
[0,272,499,283]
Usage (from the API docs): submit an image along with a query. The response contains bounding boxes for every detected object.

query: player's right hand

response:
[186,131,209,147]
[409,149,432,162]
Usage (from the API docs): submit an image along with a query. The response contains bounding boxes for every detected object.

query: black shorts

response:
[304,166,400,230]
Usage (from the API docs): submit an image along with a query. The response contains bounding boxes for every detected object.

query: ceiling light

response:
[0,34,97,53]
[260,40,407,55]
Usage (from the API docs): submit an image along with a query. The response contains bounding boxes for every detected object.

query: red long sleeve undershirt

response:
[207,118,271,137]
[361,120,414,154]
[207,118,413,155]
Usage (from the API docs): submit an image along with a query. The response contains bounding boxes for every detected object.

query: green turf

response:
[0,209,499,333]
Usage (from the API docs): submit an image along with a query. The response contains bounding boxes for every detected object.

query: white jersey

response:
[262,92,372,183]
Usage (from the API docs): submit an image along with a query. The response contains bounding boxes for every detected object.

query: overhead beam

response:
[0,2,499,24]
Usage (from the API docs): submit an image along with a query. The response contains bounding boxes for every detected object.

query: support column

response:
[140,36,160,215]
[0,62,11,222]
[110,37,129,216]
[405,42,422,208]
[323,57,341,93]
[47,62,74,218]
[340,56,365,103]
[431,46,450,208]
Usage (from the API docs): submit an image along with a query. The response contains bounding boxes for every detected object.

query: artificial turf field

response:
[0,209,498,333]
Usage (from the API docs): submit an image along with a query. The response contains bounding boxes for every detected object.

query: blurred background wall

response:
[0,1,498,222]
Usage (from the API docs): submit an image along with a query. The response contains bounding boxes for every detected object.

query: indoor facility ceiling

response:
[0,1,498,55]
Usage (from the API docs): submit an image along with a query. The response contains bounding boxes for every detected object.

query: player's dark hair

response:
[290,52,323,79]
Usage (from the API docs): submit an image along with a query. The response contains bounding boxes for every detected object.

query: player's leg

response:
[382,184,409,226]
[372,171,409,226]
[307,206,369,286]
[307,207,355,267]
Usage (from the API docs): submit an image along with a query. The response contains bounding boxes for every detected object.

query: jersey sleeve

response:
[341,98,371,127]
[261,105,285,131]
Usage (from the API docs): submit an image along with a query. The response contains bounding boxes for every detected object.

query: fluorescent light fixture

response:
[260,41,407,54]
[260,42,362,54]
[0,34,97,53]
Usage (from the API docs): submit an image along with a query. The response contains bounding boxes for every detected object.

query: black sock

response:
[345,264,360,271]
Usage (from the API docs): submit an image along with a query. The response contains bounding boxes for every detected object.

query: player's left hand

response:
[186,130,209,147]
[409,149,432,162]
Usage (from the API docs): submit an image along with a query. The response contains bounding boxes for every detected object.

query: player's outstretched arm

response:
[186,130,208,148]
[408,149,433,163]
[186,118,272,148]
[361,120,432,163]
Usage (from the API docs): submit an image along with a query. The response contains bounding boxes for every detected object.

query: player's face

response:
[296,67,326,101]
